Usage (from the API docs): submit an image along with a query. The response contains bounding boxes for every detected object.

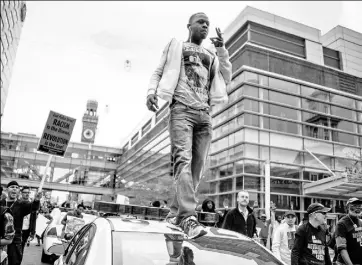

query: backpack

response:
[0,206,13,238]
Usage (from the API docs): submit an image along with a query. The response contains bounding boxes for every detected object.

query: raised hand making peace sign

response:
[210,27,224,47]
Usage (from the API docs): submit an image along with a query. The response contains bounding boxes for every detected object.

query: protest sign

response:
[36,214,51,237]
[38,110,76,157]
[64,216,85,234]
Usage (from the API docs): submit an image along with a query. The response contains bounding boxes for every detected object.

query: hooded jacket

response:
[147,38,231,106]
[222,206,257,238]
[201,199,216,213]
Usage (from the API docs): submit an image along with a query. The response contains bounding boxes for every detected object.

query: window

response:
[323,47,341,70]
[249,22,305,58]
[331,106,357,121]
[269,91,300,107]
[270,163,301,179]
[269,78,300,94]
[244,160,260,174]
[301,98,329,114]
[242,84,259,98]
[65,225,96,265]
[270,148,303,164]
[220,178,233,192]
[244,176,261,191]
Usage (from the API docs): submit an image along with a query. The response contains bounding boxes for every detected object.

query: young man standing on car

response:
[334,197,362,265]
[0,181,42,265]
[146,12,231,239]
[222,190,258,238]
[291,203,332,265]
[20,186,37,253]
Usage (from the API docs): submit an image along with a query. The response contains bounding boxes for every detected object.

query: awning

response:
[304,173,362,199]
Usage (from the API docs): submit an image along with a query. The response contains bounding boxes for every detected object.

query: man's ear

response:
[187,24,191,30]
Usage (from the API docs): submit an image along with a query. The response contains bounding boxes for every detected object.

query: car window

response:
[64,224,91,262]
[67,224,96,265]
[113,232,284,265]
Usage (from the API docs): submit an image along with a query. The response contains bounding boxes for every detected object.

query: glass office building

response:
[116,6,362,217]
[1,1,27,117]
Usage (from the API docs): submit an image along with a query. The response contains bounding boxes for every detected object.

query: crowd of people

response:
[0,181,91,265]
[188,190,361,265]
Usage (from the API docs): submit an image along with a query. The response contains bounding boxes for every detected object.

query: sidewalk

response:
[22,241,46,265]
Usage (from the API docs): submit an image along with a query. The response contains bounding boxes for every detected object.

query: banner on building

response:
[37,110,76,157]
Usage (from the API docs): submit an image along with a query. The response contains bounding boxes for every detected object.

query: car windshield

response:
[113,232,283,265]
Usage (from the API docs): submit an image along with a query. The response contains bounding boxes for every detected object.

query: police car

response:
[48,203,285,265]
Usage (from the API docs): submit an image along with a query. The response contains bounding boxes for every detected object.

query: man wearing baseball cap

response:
[335,198,362,265]
[272,210,298,265]
[0,181,42,265]
[291,203,332,265]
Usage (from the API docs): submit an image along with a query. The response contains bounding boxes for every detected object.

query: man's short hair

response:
[237,190,249,196]
[188,12,207,24]
[77,204,85,209]
[21,186,30,191]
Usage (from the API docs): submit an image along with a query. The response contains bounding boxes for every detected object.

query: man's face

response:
[237,192,249,207]
[285,215,296,226]
[22,188,30,200]
[260,216,267,223]
[313,211,327,225]
[76,207,84,215]
[277,216,282,223]
[348,203,362,217]
[188,13,210,40]
[7,185,20,200]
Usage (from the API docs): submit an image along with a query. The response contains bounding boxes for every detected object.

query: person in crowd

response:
[222,190,257,238]
[291,202,332,265]
[0,181,42,265]
[335,197,362,265]
[61,204,84,226]
[256,213,271,247]
[35,207,53,246]
[146,12,231,239]
[272,210,298,265]
[0,187,15,265]
[20,186,37,253]
[199,198,220,227]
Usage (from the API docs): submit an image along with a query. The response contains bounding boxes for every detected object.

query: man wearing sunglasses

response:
[335,198,362,265]
[291,203,332,265]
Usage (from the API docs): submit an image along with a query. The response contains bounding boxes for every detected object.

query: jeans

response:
[6,243,22,265]
[21,229,30,253]
[167,101,212,224]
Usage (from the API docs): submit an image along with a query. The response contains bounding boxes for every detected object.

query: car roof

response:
[107,217,252,241]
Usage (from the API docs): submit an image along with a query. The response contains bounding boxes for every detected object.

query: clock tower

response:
[81,100,98,144]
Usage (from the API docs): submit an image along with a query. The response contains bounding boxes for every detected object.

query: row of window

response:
[227,22,341,70]
[209,141,361,172]
[213,71,361,116]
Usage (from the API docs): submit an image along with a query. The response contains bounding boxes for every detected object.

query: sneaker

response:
[180,216,207,239]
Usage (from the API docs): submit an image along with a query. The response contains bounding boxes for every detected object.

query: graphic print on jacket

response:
[287,231,296,250]
[173,42,215,110]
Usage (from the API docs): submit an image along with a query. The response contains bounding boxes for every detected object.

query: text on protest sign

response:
[38,111,76,157]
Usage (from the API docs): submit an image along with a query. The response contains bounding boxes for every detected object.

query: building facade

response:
[116,6,362,219]
[1,0,27,117]
[1,131,122,192]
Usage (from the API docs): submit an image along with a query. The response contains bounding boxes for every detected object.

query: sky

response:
[2,1,362,148]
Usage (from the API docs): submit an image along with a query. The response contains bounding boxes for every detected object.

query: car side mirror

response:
[47,243,65,256]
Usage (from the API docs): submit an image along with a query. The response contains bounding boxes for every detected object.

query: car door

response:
[55,224,94,265]
[65,224,96,265]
